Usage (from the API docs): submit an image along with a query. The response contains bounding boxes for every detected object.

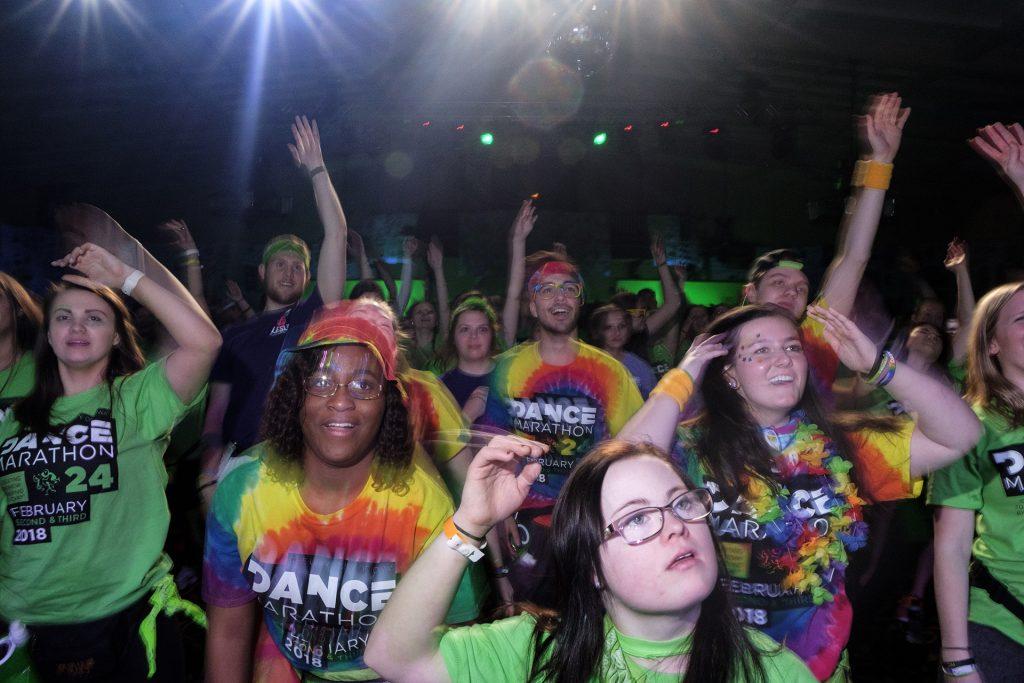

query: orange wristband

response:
[650,368,695,412]
[852,160,893,190]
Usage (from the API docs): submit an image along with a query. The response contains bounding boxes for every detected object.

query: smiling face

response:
[46,287,120,371]
[598,456,717,619]
[259,251,308,307]
[746,267,810,319]
[529,275,581,336]
[988,290,1024,380]
[453,310,492,362]
[723,315,808,426]
[300,345,386,471]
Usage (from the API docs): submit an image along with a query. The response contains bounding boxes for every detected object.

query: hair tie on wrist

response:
[121,269,144,297]
[308,165,326,178]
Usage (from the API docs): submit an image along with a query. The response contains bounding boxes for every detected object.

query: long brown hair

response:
[965,282,1024,427]
[0,272,43,355]
[529,440,768,683]
[439,296,502,366]
[15,282,144,436]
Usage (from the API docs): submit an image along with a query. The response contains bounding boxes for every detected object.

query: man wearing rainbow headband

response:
[199,116,347,507]
[480,254,643,606]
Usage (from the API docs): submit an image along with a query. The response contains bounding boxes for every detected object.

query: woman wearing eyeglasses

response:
[615,304,981,681]
[203,299,476,682]
[365,436,816,682]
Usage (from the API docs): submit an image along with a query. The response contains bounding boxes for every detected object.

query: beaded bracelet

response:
[863,350,896,387]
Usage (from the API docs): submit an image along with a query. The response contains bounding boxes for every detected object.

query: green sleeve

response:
[118,360,208,442]
[439,614,538,683]
[927,437,985,511]
[746,629,817,682]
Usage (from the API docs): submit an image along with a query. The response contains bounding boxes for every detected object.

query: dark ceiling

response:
[2,0,1024,283]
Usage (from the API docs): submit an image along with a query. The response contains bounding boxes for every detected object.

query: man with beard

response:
[480,255,642,605]
[198,116,346,504]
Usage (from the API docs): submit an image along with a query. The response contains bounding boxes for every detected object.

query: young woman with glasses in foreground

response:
[365,437,816,682]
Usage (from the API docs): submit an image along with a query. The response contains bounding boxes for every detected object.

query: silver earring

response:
[727,379,738,389]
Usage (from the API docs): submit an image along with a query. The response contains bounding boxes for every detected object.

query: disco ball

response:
[546,1,615,79]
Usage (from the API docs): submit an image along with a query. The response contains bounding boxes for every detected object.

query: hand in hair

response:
[158,218,197,252]
[52,243,131,290]
[943,238,968,273]
[455,434,547,535]
[970,122,1024,193]
[287,115,325,173]
[679,332,730,385]
[858,92,911,164]
[807,305,878,374]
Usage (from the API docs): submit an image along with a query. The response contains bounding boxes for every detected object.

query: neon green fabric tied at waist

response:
[139,574,207,678]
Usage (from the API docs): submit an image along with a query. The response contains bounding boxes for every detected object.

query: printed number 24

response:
[66,464,113,494]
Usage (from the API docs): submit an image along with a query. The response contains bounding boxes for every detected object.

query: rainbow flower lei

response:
[740,414,869,606]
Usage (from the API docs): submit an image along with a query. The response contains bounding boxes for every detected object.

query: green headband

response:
[777,260,803,271]
[262,237,311,270]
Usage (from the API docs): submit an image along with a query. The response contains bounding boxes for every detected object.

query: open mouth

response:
[322,421,357,436]
[768,374,794,385]
[667,551,696,570]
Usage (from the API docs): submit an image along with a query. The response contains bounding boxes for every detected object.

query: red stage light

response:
[623,124,633,132]
[708,127,720,135]
[659,121,670,128]
[421,121,431,127]
[455,124,465,131]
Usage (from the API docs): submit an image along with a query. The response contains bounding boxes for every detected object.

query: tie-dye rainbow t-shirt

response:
[480,340,643,508]
[203,445,471,681]
[676,415,917,681]
[402,368,470,466]
[800,298,840,405]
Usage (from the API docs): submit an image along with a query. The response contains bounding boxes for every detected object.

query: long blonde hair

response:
[966,282,1024,427]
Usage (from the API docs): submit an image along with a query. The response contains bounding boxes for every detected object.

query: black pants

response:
[28,602,184,682]
[967,622,1024,683]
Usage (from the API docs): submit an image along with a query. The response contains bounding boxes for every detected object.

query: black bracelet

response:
[865,348,886,379]
[453,520,486,542]
[493,566,511,578]
[308,165,326,178]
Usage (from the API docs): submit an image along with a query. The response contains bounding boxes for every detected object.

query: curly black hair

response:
[260,347,413,493]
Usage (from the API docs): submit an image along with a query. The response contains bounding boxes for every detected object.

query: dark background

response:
[2,0,1024,307]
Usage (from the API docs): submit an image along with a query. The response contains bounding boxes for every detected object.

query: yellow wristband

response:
[650,368,695,412]
[851,160,893,191]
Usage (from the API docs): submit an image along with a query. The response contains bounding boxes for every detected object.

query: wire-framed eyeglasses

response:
[303,348,385,400]
[603,488,713,545]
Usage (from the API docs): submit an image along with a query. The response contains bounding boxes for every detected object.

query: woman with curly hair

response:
[203,298,476,682]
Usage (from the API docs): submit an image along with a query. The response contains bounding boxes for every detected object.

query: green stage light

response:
[480,132,494,145]
[593,132,608,145]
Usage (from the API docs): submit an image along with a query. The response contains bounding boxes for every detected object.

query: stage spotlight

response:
[593,132,608,146]
[659,121,670,128]
[455,124,465,131]
[480,132,495,145]
[623,124,633,132]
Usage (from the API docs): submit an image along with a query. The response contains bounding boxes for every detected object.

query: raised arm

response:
[53,243,221,403]
[944,239,975,364]
[397,236,418,315]
[288,115,346,304]
[501,200,537,347]
[372,257,398,305]
[365,435,546,682]
[819,93,911,316]
[617,333,730,450]
[809,305,981,476]
[159,219,210,315]
[969,121,1024,207]
[642,234,682,337]
[224,279,255,320]
[427,236,450,342]
[348,228,375,282]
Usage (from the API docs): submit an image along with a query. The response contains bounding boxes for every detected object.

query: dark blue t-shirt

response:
[210,290,322,451]
[440,367,492,409]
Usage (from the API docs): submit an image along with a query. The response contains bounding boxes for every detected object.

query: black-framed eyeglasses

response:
[603,488,713,546]
[304,374,384,400]
[532,282,582,300]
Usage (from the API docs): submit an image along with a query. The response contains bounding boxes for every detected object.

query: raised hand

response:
[348,228,366,257]
[944,238,968,272]
[158,219,197,251]
[287,115,325,173]
[969,122,1024,192]
[225,279,244,303]
[426,236,444,271]
[859,92,911,164]
[650,233,666,267]
[402,236,420,259]
[455,435,546,533]
[678,332,730,386]
[807,305,878,374]
[52,243,132,291]
[510,199,537,242]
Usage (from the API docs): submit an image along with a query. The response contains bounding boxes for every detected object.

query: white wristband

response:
[121,270,144,297]
[183,248,199,257]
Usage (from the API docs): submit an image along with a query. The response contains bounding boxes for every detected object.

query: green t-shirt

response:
[927,406,1024,646]
[0,353,35,415]
[0,360,204,624]
[440,613,816,682]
